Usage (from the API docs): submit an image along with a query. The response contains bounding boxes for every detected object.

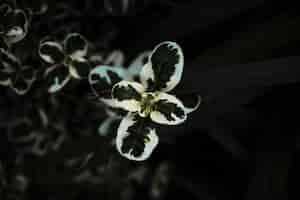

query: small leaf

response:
[3,9,29,44]
[88,65,126,104]
[64,33,88,60]
[140,41,184,92]
[44,64,71,93]
[39,41,65,64]
[116,114,159,161]
[150,92,187,125]
[112,80,145,112]
[69,57,91,79]
[176,93,201,114]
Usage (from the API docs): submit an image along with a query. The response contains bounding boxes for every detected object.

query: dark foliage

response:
[1,0,300,200]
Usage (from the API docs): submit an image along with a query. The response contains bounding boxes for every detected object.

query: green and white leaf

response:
[39,41,65,64]
[89,66,126,106]
[150,92,187,125]
[112,80,145,112]
[44,64,71,93]
[69,57,91,79]
[177,94,201,114]
[3,9,29,44]
[140,41,184,92]
[116,114,159,161]
[64,33,88,60]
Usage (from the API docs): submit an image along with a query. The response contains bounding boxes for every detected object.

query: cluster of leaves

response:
[89,41,201,161]
[1,0,191,199]
[2,0,298,200]
[0,0,33,94]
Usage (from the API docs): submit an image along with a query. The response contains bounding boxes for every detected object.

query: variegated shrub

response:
[91,50,151,137]
[0,1,29,48]
[39,33,91,93]
[89,41,201,161]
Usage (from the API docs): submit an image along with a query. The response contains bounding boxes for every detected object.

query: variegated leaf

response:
[3,9,29,44]
[88,66,126,104]
[69,57,91,79]
[116,114,159,161]
[150,92,187,125]
[112,80,144,112]
[176,94,201,114]
[64,33,88,60]
[140,41,184,92]
[44,64,71,93]
[39,41,65,64]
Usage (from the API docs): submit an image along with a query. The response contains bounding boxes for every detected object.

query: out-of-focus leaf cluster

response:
[1,1,178,199]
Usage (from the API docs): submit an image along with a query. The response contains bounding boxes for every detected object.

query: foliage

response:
[1,0,300,200]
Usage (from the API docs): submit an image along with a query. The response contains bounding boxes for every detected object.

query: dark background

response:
[1,0,300,200]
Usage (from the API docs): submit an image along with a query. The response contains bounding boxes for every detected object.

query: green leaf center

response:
[140,92,156,117]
